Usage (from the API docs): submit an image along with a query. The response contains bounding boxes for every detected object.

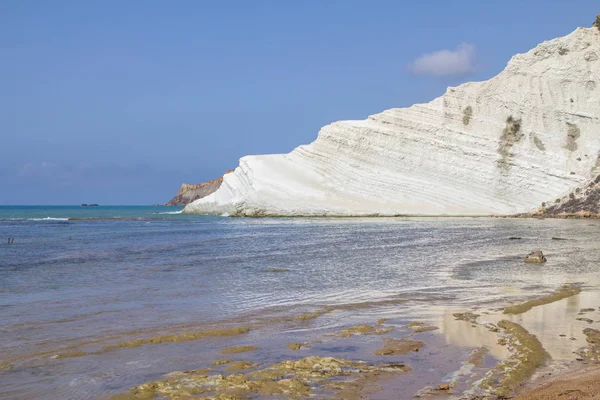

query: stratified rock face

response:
[533,172,600,217]
[166,171,233,206]
[185,28,600,217]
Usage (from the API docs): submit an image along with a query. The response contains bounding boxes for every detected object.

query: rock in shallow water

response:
[524,251,547,263]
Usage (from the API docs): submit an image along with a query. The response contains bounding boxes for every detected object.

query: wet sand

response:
[516,367,600,399]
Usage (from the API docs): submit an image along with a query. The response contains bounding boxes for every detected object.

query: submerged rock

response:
[452,312,480,324]
[103,326,251,351]
[374,338,425,356]
[295,307,333,321]
[405,322,439,333]
[286,342,308,351]
[483,323,500,332]
[220,345,259,355]
[225,361,257,371]
[336,324,394,337]
[524,251,547,263]
[212,359,233,366]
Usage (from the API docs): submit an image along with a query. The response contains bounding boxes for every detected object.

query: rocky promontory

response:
[166,171,233,206]
[182,25,600,217]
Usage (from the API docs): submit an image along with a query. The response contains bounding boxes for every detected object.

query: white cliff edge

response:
[185,27,600,217]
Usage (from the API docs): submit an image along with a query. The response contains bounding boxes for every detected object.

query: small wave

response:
[157,211,183,215]
[29,217,70,221]
[220,213,230,217]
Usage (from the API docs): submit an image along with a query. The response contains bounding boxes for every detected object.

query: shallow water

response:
[2,206,600,399]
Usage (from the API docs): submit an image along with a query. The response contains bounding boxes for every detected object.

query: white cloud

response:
[408,43,477,77]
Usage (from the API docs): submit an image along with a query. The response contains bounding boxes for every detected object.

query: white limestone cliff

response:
[185,27,600,216]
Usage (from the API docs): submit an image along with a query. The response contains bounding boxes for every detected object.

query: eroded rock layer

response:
[531,173,600,218]
[166,171,233,206]
[185,28,600,216]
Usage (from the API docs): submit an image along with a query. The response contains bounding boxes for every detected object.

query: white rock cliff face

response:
[185,28,600,216]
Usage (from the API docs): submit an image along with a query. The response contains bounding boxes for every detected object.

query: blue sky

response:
[1,1,598,205]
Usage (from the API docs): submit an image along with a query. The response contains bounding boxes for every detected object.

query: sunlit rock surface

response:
[166,171,233,206]
[185,28,600,216]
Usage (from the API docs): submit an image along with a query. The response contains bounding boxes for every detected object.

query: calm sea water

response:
[2,206,600,399]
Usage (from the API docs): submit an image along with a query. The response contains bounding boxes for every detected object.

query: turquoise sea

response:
[2,206,600,399]
[0,205,188,222]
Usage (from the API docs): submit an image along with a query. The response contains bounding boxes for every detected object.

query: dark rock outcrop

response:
[530,172,600,218]
[166,171,233,206]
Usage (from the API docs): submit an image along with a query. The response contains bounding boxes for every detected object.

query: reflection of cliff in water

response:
[498,291,593,360]
[431,291,600,363]
[434,308,511,361]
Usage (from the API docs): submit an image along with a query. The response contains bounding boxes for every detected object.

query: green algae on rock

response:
[503,285,581,315]
[584,328,600,344]
[219,345,259,355]
[295,307,333,321]
[212,359,233,366]
[225,361,258,371]
[286,342,308,351]
[103,327,251,351]
[406,322,439,333]
[53,350,88,359]
[113,356,411,400]
[478,320,549,397]
[578,328,600,361]
[264,268,289,273]
[336,324,394,337]
[0,361,13,373]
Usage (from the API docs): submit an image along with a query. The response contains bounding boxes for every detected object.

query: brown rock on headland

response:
[166,170,234,206]
[528,172,600,219]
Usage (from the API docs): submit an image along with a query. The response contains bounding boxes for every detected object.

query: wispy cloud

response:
[18,161,59,177]
[408,43,478,77]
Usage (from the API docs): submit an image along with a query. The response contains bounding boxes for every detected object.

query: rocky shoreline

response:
[100,284,600,399]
